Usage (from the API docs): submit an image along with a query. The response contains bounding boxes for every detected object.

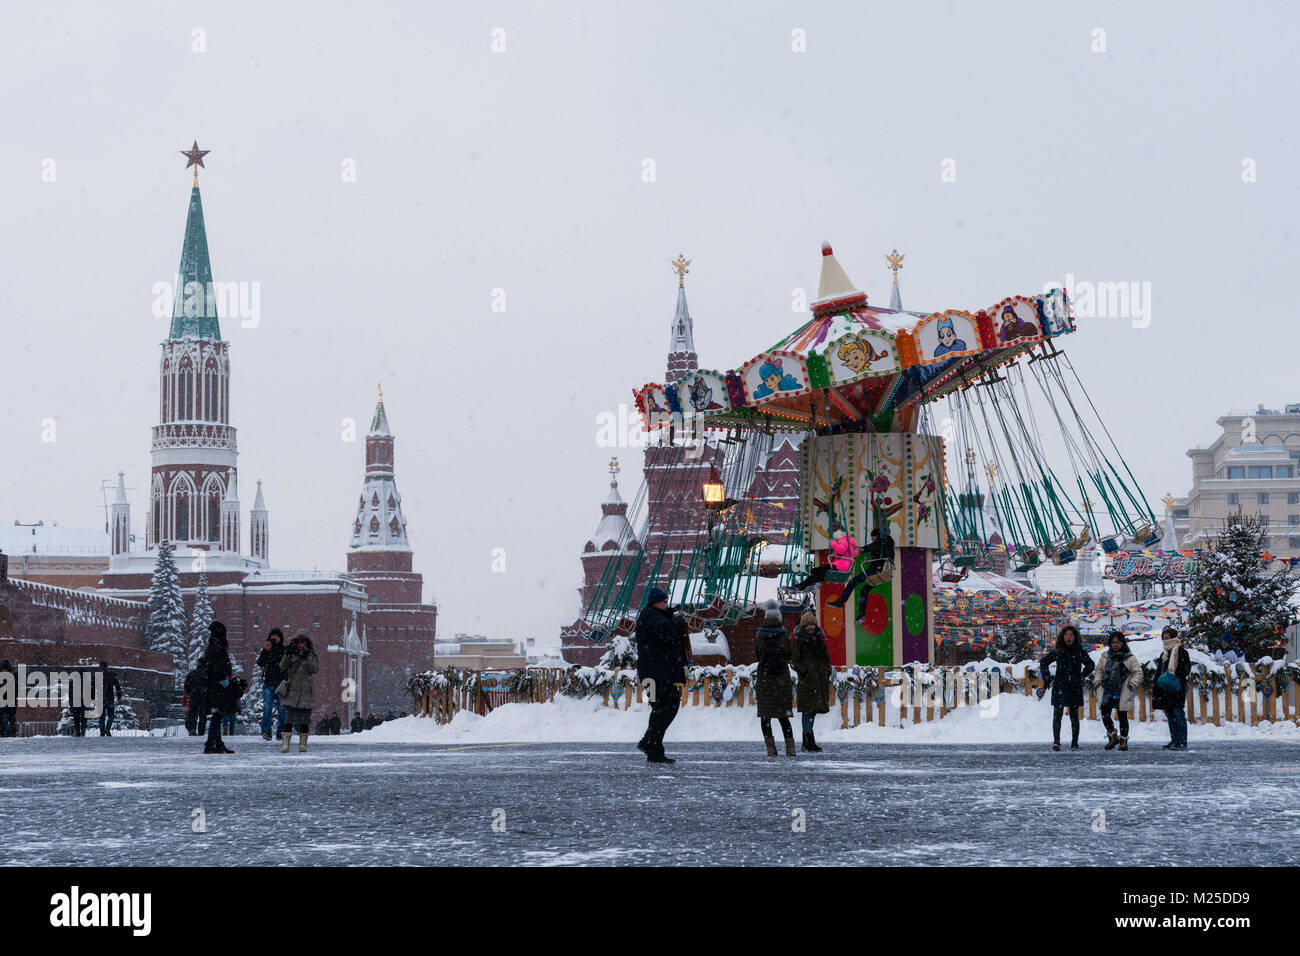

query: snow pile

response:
[353,693,1299,746]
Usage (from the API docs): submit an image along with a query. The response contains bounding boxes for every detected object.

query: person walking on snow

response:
[96,661,122,737]
[635,587,687,764]
[1038,625,1094,750]
[280,630,319,753]
[790,610,832,752]
[1152,626,1192,750]
[256,628,288,740]
[754,600,796,757]
[1091,631,1141,751]
[203,621,237,754]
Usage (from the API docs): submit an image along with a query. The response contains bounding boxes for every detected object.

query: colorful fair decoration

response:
[824,331,898,384]
[1038,287,1075,336]
[912,310,981,364]
[739,350,811,404]
[673,368,731,415]
[987,296,1044,346]
[1107,550,1200,582]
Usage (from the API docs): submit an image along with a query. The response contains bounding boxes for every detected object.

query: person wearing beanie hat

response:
[1213,633,1243,666]
[1152,626,1192,750]
[790,609,832,752]
[635,586,687,764]
[754,599,796,757]
[1090,631,1140,752]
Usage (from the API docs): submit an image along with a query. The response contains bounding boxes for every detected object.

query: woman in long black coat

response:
[790,610,832,752]
[1152,626,1192,750]
[202,621,236,754]
[1039,624,1094,751]
[753,600,795,757]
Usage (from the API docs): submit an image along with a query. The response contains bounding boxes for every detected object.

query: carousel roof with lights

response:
[634,243,1076,434]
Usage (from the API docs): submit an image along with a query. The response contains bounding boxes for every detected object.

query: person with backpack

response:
[279,630,319,754]
[790,610,832,752]
[1091,631,1141,752]
[1038,625,1095,750]
[754,600,796,757]
[1152,626,1192,750]
[255,628,288,740]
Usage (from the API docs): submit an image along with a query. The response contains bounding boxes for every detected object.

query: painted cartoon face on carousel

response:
[932,317,967,357]
[687,376,723,412]
[836,339,883,375]
[999,304,1040,342]
[753,358,801,399]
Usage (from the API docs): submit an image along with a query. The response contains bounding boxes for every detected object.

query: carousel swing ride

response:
[583,242,1157,668]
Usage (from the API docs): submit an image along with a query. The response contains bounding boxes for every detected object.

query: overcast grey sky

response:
[2,1,1297,644]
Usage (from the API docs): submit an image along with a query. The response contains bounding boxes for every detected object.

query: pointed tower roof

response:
[812,242,868,315]
[886,248,905,312]
[114,471,128,504]
[666,254,699,383]
[669,286,695,355]
[226,468,238,500]
[253,479,267,511]
[370,384,392,437]
[1160,494,1179,551]
[584,458,640,554]
[169,183,221,340]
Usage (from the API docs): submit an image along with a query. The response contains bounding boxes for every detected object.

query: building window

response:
[1259,493,1269,505]
[1261,515,1270,526]
[1226,466,1245,480]
[1291,537,1300,549]
[313,616,321,628]
[1227,493,1239,505]
[253,615,259,627]
[1173,509,1188,519]
[1291,515,1299,526]
[1279,465,1295,478]
[284,617,290,626]
[1248,466,1273,480]
[1290,492,1300,504]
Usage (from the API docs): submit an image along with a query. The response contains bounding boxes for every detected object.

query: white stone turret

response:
[110,471,131,556]
[250,478,269,563]
[220,468,240,552]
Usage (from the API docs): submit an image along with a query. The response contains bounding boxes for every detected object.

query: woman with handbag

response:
[790,610,832,752]
[279,630,319,753]
[1152,626,1192,750]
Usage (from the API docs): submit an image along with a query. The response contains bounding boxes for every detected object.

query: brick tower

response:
[579,457,642,608]
[346,389,437,711]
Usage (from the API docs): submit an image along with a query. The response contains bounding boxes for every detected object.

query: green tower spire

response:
[169,175,221,339]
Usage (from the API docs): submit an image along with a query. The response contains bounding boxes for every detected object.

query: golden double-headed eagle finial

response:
[671,254,691,288]
[886,249,905,283]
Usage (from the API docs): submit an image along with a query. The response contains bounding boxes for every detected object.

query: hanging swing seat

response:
[939,561,969,583]
[778,587,813,613]
[1014,548,1042,573]
[613,616,636,637]
[863,560,895,588]
[1045,541,1077,565]
[1131,522,1161,548]
[1100,535,1121,554]
[1065,526,1091,551]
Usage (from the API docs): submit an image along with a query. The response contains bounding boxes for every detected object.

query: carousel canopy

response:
[635,243,1076,435]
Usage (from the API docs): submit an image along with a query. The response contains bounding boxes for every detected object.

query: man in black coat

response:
[96,661,123,737]
[0,660,17,738]
[635,587,687,764]
[256,628,287,740]
[350,712,364,734]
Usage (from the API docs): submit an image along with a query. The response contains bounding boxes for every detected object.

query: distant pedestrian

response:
[365,713,377,730]
[96,661,122,737]
[279,630,319,754]
[68,684,89,737]
[1213,634,1244,666]
[184,665,206,736]
[1091,631,1141,752]
[1153,626,1191,750]
[754,600,795,757]
[635,586,687,764]
[329,713,342,735]
[350,712,364,734]
[0,660,17,737]
[203,621,237,754]
[256,628,288,740]
[790,610,831,752]
[1039,625,1095,751]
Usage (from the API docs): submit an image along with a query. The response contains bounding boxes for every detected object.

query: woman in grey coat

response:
[752,600,796,757]
[280,630,319,753]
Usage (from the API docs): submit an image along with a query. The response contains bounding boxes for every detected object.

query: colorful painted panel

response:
[913,310,980,364]
[739,350,811,404]
[853,433,907,546]
[1038,287,1074,336]
[823,331,898,384]
[989,296,1043,345]
[854,582,894,666]
[635,384,670,428]
[902,433,944,549]
[898,547,931,664]
[803,433,855,549]
[673,369,731,415]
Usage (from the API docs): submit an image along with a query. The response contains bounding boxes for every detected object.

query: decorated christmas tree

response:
[145,540,187,687]
[1185,511,1297,659]
[186,572,213,675]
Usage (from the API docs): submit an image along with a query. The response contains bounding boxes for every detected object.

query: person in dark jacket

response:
[0,660,17,738]
[1090,630,1141,752]
[256,628,287,740]
[203,621,236,754]
[183,665,206,736]
[635,586,687,764]
[329,713,342,735]
[1152,626,1192,750]
[1038,625,1095,750]
[827,528,895,616]
[96,661,122,737]
[350,712,364,734]
[279,630,319,753]
[790,610,831,752]
[754,600,796,757]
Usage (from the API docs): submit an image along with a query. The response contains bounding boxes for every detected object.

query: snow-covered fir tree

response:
[145,540,187,686]
[186,572,213,674]
[598,632,637,669]
[1185,511,1297,659]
